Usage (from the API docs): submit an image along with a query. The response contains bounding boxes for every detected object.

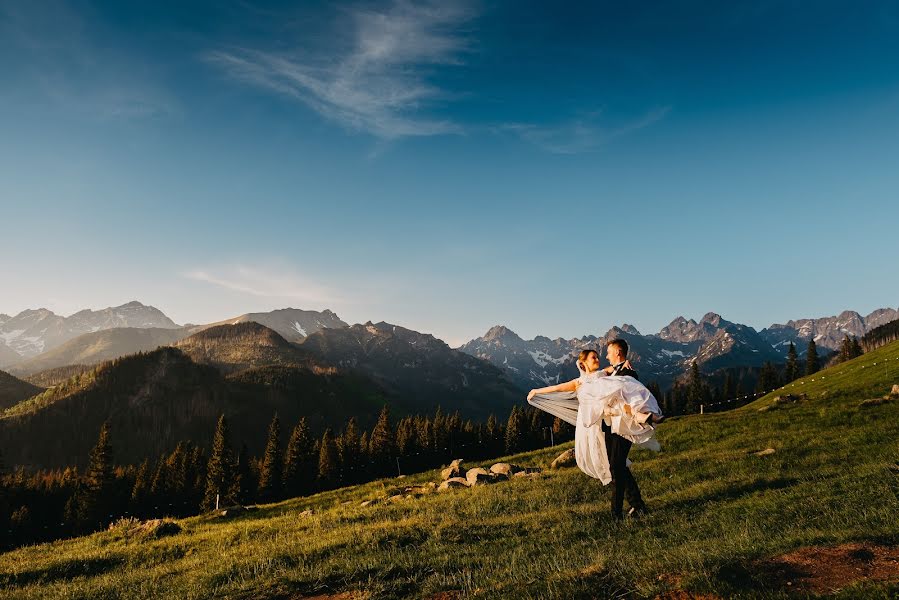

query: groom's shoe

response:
[627,506,649,519]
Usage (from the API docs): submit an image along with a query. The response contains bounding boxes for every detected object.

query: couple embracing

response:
[527,339,662,520]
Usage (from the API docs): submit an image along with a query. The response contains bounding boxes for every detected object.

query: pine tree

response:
[806,339,819,375]
[369,405,395,474]
[850,337,863,359]
[284,418,314,497]
[838,335,853,363]
[236,443,254,505]
[78,421,115,529]
[723,372,736,400]
[258,414,283,502]
[338,417,361,480]
[756,362,778,393]
[203,415,237,511]
[785,342,798,383]
[130,459,151,516]
[504,405,523,454]
[686,362,703,413]
[395,417,415,456]
[317,428,339,488]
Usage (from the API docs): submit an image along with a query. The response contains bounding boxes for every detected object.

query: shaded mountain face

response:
[0,370,43,410]
[300,321,522,420]
[0,301,180,365]
[0,347,389,470]
[175,322,320,374]
[191,308,348,342]
[759,308,899,355]
[8,327,190,376]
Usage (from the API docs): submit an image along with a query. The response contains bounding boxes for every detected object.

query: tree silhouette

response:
[203,415,237,511]
[77,421,115,530]
[806,339,819,376]
[785,342,798,382]
[317,428,339,488]
[369,406,395,474]
[258,414,283,502]
[284,418,315,497]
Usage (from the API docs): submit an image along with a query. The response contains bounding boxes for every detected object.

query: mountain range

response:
[0,302,180,366]
[1,300,896,470]
[0,318,521,469]
[459,308,898,390]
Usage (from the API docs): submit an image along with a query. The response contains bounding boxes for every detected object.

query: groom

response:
[604,339,648,519]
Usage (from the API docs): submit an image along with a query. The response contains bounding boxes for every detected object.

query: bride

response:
[526,347,662,517]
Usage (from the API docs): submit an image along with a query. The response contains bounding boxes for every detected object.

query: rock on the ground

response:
[891,384,899,397]
[489,463,523,478]
[753,448,776,457]
[466,467,495,486]
[360,499,378,507]
[441,459,466,481]
[551,448,576,469]
[438,477,470,491]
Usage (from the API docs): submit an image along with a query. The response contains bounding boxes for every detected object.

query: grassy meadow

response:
[2,342,898,599]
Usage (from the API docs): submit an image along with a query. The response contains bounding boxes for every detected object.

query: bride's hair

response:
[577,349,599,372]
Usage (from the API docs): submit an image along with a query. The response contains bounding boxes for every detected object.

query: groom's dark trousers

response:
[603,365,646,518]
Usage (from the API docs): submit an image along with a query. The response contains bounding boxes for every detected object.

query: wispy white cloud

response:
[205,1,477,139]
[183,265,341,306]
[499,106,671,154]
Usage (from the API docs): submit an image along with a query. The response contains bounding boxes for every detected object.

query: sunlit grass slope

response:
[2,342,898,599]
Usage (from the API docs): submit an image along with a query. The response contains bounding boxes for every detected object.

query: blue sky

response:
[2,1,898,345]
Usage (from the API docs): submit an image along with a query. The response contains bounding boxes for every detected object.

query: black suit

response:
[603,363,646,517]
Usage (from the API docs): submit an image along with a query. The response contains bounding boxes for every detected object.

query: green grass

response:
[2,343,899,599]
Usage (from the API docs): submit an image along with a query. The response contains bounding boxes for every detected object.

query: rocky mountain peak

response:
[700,312,724,326]
[483,325,522,343]
[619,323,641,335]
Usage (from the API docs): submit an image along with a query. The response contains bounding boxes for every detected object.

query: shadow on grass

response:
[0,554,125,587]
[250,563,427,600]
[662,477,799,512]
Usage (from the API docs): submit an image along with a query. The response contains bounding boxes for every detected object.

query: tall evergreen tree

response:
[686,362,703,413]
[838,335,853,363]
[130,459,151,515]
[236,443,254,505]
[723,371,737,400]
[806,339,820,375]
[78,421,115,529]
[284,418,314,497]
[504,405,524,454]
[369,405,395,473]
[395,417,416,457]
[203,415,237,511]
[317,428,339,488]
[850,337,863,359]
[258,414,284,502]
[785,342,798,383]
[338,417,362,474]
[756,362,778,393]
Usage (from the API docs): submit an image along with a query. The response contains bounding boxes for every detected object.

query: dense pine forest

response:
[0,402,573,550]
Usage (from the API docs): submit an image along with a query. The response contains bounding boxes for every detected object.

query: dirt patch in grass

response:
[756,542,899,594]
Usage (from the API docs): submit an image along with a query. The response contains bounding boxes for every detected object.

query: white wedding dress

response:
[529,371,662,484]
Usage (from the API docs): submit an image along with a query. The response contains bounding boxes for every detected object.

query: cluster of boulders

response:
[356,449,579,506]
[859,384,899,408]
[436,459,543,491]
